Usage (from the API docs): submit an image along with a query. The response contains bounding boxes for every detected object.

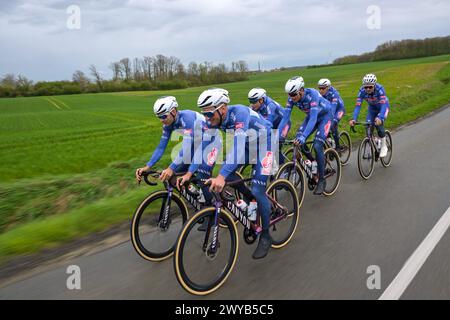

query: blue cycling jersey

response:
[279,88,332,141]
[321,86,345,121]
[353,83,390,121]
[256,96,286,129]
[146,110,206,173]
[209,105,272,178]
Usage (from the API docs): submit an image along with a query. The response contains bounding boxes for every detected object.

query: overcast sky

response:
[1,0,449,81]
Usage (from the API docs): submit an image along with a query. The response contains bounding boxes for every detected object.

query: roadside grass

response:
[0,186,156,265]
[0,54,449,265]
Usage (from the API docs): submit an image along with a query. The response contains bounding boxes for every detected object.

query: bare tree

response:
[133,57,144,81]
[89,65,103,90]
[16,75,33,94]
[142,56,154,80]
[120,58,132,81]
[109,62,122,81]
[237,60,249,73]
[1,74,17,88]
[72,70,90,89]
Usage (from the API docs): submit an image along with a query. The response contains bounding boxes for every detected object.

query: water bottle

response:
[376,138,381,151]
[304,159,312,168]
[236,199,248,212]
[188,185,205,203]
[311,161,318,175]
[188,185,199,196]
[197,188,205,203]
[247,200,258,221]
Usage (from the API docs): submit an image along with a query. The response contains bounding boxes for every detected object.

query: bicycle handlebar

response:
[349,121,372,133]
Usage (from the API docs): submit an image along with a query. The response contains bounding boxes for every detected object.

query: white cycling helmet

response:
[248,88,267,103]
[362,73,377,85]
[285,76,305,94]
[153,96,178,117]
[318,78,331,87]
[197,88,230,108]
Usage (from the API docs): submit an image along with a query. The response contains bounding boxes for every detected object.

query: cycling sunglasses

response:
[201,105,222,118]
[248,98,259,104]
[318,86,328,90]
[364,85,374,90]
[288,92,299,97]
[157,114,168,120]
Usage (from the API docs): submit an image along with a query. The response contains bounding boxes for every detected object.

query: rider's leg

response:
[278,120,291,165]
[332,109,345,149]
[301,144,315,162]
[252,132,273,259]
[367,107,387,157]
[313,117,332,195]
[331,120,340,149]
[251,160,272,259]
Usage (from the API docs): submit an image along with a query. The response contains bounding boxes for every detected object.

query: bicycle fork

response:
[203,201,221,260]
[158,186,173,231]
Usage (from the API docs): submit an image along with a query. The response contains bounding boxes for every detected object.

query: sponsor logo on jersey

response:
[261,151,274,175]
[324,120,331,136]
[207,147,218,166]
[235,122,244,129]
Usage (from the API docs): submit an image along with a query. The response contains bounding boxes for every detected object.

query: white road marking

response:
[379,206,450,300]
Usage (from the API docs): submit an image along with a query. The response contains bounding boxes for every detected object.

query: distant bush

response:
[0,55,249,98]
[333,36,450,65]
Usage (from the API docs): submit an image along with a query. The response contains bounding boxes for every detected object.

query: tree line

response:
[0,55,249,98]
[333,35,450,65]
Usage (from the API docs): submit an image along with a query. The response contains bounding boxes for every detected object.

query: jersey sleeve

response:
[352,89,365,121]
[146,125,172,167]
[278,100,294,139]
[168,113,197,170]
[219,110,250,178]
[376,86,390,121]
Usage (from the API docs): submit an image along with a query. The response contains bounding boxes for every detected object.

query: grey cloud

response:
[0,0,449,81]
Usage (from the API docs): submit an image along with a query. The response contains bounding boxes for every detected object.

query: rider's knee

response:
[313,139,325,152]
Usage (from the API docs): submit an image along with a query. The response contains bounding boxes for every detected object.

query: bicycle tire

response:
[274,161,306,208]
[381,130,393,168]
[322,148,342,196]
[266,179,300,248]
[357,137,375,180]
[131,190,188,262]
[173,207,238,296]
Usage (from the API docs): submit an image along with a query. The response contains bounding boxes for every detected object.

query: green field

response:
[1,54,450,263]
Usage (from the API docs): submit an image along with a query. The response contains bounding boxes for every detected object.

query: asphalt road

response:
[1,105,450,300]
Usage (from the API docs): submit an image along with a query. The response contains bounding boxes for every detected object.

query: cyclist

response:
[349,74,389,157]
[135,96,215,206]
[317,79,345,152]
[198,88,275,259]
[248,88,291,164]
[279,76,333,195]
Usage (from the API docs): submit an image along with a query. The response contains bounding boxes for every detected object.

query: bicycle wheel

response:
[274,162,306,208]
[323,148,342,196]
[131,191,188,261]
[281,146,294,162]
[174,207,238,296]
[237,164,252,179]
[357,137,374,180]
[267,179,300,248]
[381,130,393,168]
[338,131,352,166]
